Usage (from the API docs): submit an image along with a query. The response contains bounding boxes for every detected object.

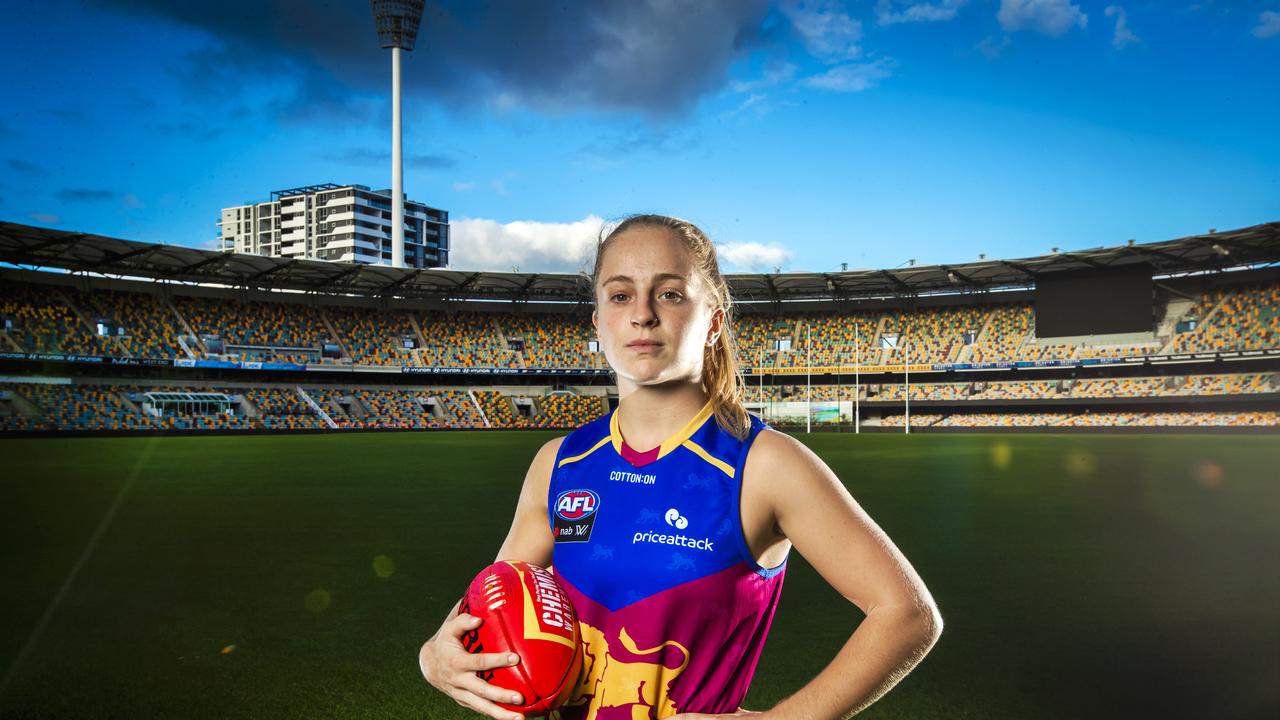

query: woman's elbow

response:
[920,603,944,645]
[895,597,944,648]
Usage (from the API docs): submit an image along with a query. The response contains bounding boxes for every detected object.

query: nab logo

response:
[556,490,600,521]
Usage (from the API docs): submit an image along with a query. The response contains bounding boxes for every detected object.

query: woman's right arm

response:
[417,436,564,720]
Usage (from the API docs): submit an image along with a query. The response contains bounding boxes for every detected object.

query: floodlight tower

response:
[371,0,425,268]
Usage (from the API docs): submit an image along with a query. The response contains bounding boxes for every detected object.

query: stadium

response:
[2,220,1278,434]
[2,217,1278,719]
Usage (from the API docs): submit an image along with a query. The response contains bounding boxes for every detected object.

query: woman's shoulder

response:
[744,426,826,481]
[531,435,566,468]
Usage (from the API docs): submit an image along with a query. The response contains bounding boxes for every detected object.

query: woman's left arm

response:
[674,429,943,720]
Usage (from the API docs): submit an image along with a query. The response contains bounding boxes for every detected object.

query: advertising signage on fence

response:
[3,349,1275,376]
[943,362,1015,371]
[401,366,610,376]
[0,351,168,367]
[757,364,938,375]
[174,359,308,371]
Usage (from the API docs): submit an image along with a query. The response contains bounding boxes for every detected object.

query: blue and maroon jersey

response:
[547,401,787,720]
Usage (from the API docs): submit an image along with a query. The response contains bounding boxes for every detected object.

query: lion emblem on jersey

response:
[550,621,691,720]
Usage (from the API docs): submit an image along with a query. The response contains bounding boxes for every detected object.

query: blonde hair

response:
[589,214,752,440]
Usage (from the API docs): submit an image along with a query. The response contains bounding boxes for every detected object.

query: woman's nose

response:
[631,301,658,327]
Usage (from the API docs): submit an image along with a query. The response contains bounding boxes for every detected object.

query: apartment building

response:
[218,183,449,268]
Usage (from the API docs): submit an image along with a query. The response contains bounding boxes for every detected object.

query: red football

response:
[459,560,583,717]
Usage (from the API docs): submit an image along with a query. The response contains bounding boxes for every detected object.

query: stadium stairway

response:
[490,317,527,369]
[873,315,892,364]
[345,392,370,422]
[955,312,997,364]
[58,287,127,357]
[115,388,143,416]
[295,386,337,429]
[1157,296,1195,339]
[165,296,207,356]
[318,311,353,363]
[175,335,199,359]
[236,392,258,418]
[3,385,41,420]
[407,314,430,366]
[1157,291,1229,355]
[468,389,491,428]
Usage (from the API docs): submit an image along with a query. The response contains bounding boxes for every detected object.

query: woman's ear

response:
[591,309,598,331]
[706,306,725,346]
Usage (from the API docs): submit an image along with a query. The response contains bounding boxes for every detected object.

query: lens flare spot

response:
[305,589,331,613]
[373,555,396,579]
[1195,461,1225,489]
[990,441,1012,470]
[1063,450,1095,478]
[221,644,237,655]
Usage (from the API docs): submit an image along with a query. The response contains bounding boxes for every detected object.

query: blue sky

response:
[1,0,1277,273]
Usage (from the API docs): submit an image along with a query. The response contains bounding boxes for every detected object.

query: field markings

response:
[0,436,159,700]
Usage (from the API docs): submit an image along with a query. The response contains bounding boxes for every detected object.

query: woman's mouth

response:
[627,341,662,351]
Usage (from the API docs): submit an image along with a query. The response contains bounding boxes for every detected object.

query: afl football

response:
[459,560,582,717]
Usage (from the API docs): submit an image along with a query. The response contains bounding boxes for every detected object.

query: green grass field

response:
[1,432,1277,719]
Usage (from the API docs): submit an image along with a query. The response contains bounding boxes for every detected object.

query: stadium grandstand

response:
[1,219,1278,434]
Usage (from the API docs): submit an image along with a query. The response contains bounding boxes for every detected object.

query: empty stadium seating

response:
[4,278,1278,369]
[1,273,1276,434]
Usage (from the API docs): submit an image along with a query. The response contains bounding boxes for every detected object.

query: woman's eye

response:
[610,293,628,302]
[661,291,683,301]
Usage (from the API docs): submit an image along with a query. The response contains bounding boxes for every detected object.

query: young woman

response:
[420,215,942,720]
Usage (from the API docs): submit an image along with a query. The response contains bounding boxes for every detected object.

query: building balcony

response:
[321,238,381,253]
[353,226,391,240]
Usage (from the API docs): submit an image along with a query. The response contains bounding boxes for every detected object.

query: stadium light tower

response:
[371,0,425,268]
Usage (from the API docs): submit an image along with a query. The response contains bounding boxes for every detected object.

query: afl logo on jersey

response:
[554,490,600,544]
[556,490,599,521]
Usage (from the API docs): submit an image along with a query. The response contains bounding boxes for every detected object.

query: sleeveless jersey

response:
[547,401,788,720]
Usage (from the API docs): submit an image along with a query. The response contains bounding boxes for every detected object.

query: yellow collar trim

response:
[557,436,612,469]
[610,399,716,460]
[681,439,735,478]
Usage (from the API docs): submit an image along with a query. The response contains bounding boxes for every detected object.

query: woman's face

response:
[592,226,723,390]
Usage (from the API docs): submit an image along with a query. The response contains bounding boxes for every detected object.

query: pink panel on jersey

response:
[551,562,786,719]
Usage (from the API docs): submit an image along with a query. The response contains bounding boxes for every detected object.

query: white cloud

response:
[449,216,797,275]
[490,92,520,114]
[1105,6,1139,48]
[781,0,864,61]
[1253,11,1280,39]
[997,0,1087,36]
[976,34,1012,59]
[876,0,968,26]
[723,93,769,120]
[448,215,606,272]
[804,59,895,92]
[452,181,477,193]
[715,242,795,272]
[730,63,798,93]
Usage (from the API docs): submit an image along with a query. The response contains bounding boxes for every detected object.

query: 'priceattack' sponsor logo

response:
[632,507,713,552]
[632,531,714,552]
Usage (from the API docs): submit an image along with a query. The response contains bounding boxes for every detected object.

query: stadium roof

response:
[2,219,1278,303]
